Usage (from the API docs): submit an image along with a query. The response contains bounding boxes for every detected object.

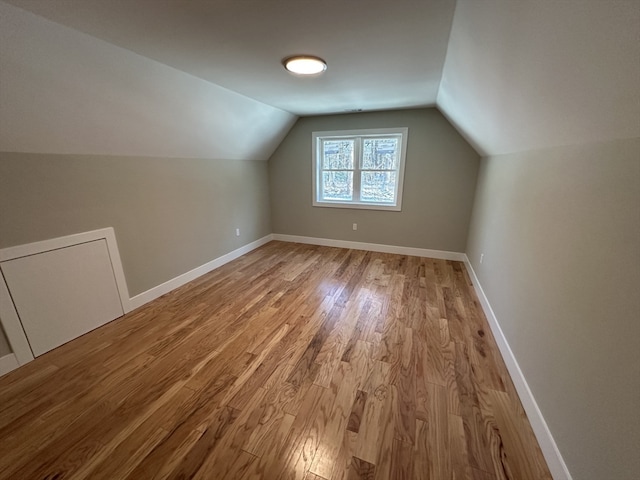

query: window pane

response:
[361,171,396,203]
[322,140,354,169]
[322,171,353,201]
[362,138,398,170]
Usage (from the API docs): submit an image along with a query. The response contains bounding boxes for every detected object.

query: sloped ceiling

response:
[2,0,456,116]
[2,0,639,157]
[438,0,640,156]
[0,1,296,160]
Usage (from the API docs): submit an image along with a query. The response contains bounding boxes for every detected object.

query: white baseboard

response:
[272,234,466,261]
[0,236,572,479]
[0,353,19,376]
[129,233,463,311]
[463,255,572,480]
[129,235,274,310]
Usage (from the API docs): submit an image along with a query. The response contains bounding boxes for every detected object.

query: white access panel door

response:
[1,239,124,357]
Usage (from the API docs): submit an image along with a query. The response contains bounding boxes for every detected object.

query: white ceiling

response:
[3,0,456,116]
[2,0,639,156]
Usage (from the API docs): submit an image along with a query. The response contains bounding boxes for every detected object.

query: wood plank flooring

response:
[0,241,552,480]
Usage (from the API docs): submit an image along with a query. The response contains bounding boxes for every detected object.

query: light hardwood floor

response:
[0,241,551,480]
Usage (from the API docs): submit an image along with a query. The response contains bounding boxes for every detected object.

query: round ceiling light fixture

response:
[283,55,327,75]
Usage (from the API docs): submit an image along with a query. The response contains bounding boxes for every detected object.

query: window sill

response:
[312,201,402,212]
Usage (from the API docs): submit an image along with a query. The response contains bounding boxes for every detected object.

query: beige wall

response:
[0,1,288,360]
[0,152,271,299]
[466,137,640,480]
[269,108,480,252]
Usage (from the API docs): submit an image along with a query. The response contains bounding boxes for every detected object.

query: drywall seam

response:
[463,255,572,480]
[272,234,466,261]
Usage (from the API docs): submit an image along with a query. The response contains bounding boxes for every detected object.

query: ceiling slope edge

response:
[436,0,640,157]
[0,1,297,160]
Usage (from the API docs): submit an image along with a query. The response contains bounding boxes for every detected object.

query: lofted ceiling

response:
[439,0,640,155]
[2,0,456,116]
[2,0,639,156]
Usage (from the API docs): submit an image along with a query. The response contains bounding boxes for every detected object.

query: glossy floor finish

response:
[0,241,552,480]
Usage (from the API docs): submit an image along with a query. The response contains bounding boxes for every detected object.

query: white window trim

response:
[312,127,409,211]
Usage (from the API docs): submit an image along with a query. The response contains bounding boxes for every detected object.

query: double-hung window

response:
[312,127,408,211]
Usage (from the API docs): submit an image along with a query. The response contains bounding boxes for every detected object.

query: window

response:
[312,127,408,211]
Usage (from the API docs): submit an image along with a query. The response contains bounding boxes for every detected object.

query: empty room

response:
[0,1,638,479]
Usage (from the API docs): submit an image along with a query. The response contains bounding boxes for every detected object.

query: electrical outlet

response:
[235,228,240,237]
[480,253,484,264]
[353,223,358,231]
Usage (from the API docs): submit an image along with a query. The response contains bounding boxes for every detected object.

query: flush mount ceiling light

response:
[283,55,327,75]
